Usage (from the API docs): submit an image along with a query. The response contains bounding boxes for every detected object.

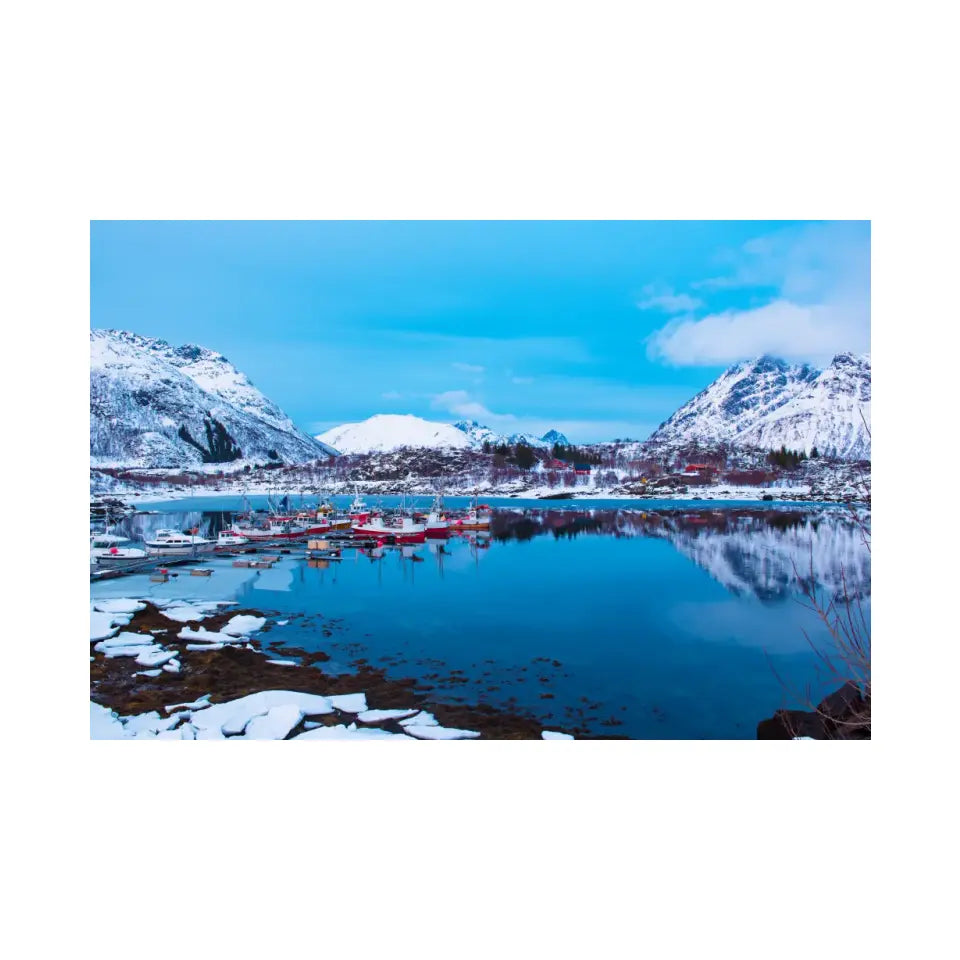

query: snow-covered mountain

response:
[317,415,472,454]
[452,420,567,449]
[317,414,567,454]
[647,353,871,459]
[91,329,335,468]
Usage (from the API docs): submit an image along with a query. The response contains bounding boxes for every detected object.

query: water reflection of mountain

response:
[491,508,870,602]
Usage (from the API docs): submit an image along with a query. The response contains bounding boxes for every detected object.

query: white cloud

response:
[431,390,516,423]
[511,376,534,385]
[647,299,870,366]
[637,285,703,313]
[452,361,485,375]
[648,222,870,366]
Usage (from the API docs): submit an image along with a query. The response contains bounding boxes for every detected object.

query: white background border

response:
[4,1,955,957]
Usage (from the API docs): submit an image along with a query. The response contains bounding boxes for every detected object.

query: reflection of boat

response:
[90,532,148,563]
[145,529,216,555]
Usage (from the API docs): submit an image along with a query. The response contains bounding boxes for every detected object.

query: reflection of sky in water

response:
[93,500,869,739]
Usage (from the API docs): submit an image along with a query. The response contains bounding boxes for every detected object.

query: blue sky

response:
[90,220,869,442]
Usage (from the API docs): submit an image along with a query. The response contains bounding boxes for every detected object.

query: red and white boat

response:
[216,529,250,547]
[347,491,376,524]
[353,514,426,544]
[451,497,492,531]
[423,493,450,538]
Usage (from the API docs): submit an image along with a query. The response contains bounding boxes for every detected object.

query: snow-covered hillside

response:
[91,330,334,468]
[647,353,871,459]
[317,414,569,454]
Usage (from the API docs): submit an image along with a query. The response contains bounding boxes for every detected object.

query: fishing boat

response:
[423,492,450,538]
[347,490,374,523]
[452,495,492,531]
[90,532,149,563]
[233,517,309,540]
[352,514,426,544]
[145,528,217,555]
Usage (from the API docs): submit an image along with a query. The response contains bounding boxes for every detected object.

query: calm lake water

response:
[92,496,870,739]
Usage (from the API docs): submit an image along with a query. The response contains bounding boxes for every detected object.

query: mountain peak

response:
[91,328,329,468]
[540,429,569,446]
[648,350,870,459]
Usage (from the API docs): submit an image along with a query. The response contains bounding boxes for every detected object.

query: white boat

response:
[90,532,148,563]
[217,529,249,547]
[145,528,216,555]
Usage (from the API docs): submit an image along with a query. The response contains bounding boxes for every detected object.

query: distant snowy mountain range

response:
[315,414,569,455]
[317,353,870,460]
[90,330,336,468]
[647,353,871,459]
[91,328,871,470]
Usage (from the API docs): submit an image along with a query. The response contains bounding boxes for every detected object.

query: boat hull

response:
[353,524,426,544]
[146,543,217,556]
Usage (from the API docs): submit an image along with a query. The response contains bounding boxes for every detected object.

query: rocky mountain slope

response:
[647,353,871,459]
[317,414,567,454]
[91,329,335,468]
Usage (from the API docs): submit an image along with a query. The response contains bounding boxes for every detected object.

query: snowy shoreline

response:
[90,597,576,741]
[99,481,861,509]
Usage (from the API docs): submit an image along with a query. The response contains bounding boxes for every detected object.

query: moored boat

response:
[353,514,427,544]
[423,492,450,538]
[145,528,217,555]
[216,529,249,547]
[90,532,149,563]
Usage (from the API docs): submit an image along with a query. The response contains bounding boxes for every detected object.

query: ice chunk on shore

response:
[399,711,439,728]
[134,669,163,678]
[188,690,334,734]
[161,605,210,623]
[163,659,181,673]
[94,598,146,615]
[357,708,418,723]
[90,702,127,739]
[165,694,212,713]
[96,637,166,660]
[178,626,245,644]
[122,711,181,735]
[186,642,224,651]
[329,693,367,714]
[95,631,155,650]
[222,615,267,636]
[266,659,297,666]
[135,647,178,667]
[90,611,129,641]
[402,725,481,740]
[293,725,413,740]
[244,704,304,739]
[541,731,574,740]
